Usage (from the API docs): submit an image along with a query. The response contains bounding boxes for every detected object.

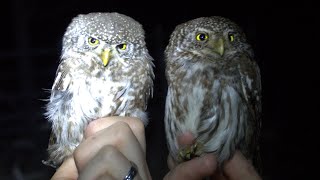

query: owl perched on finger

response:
[164,16,262,170]
[43,12,154,168]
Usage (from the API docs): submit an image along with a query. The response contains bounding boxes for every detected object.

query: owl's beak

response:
[101,49,111,66]
[211,38,224,56]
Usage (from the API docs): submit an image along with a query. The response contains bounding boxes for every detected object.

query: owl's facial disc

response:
[100,48,112,66]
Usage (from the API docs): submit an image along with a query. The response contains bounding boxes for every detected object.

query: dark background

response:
[0,0,318,179]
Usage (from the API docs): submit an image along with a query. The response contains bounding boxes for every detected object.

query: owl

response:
[43,12,154,168]
[164,16,261,170]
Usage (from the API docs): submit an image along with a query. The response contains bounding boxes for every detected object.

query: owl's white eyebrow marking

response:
[196,28,211,32]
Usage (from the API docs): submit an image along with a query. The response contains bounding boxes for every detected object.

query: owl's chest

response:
[68,73,129,119]
[171,65,241,111]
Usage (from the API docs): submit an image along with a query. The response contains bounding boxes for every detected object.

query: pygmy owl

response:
[164,16,262,170]
[43,12,154,168]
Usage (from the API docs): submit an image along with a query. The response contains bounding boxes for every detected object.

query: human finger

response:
[74,121,151,180]
[223,151,261,180]
[79,145,141,180]
[167,155,178,170]
[164,153,217,180]
[84,116,146,152]
[51,157,78,180]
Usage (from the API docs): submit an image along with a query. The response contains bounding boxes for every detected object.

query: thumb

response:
[51,157,78,180]
[164,153,217,180]
[223,151,261,180]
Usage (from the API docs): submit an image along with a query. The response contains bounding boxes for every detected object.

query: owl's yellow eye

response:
[196,33,208,41]
[117,43,127,50]
[88,37,99,46]
[228,33,234,42]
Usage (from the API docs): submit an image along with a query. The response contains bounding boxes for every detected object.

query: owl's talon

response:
[178,142,204,162]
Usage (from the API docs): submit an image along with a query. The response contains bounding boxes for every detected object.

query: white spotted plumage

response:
[43,12,154,167]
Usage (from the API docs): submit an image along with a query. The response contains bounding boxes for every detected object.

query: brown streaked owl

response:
[43,12,154,168]
[164,16,261,170]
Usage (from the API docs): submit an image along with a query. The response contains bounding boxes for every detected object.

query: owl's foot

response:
[178,142,204,162]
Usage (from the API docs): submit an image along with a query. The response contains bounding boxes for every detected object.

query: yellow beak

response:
[211,38,224,56]
[101,49,111,66]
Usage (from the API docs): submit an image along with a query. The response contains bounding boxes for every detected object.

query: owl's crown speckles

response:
[63,12,145,45]
[177,16,241,34]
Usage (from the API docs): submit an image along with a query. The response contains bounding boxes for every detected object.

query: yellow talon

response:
[178,142,204,162]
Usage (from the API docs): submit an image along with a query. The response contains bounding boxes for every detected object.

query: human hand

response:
[51,116,151,180]
[164,133,261,180]
[165,151,261,180]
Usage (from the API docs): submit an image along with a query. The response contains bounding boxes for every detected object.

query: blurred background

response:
[0,0,317,179]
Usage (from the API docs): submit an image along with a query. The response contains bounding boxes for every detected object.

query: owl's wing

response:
[237,54,262,171]
[44,59,74,167]
[51,60,72,92]
[237,55,262,120]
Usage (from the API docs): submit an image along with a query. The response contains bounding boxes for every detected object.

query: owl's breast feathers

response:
[45,56,152,167]
[165,54,261,163]
[48,57,152,124]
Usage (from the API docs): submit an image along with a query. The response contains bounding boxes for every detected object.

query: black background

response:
[0,0,318,179]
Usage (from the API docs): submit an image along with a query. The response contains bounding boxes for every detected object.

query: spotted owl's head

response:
[165,16,253,61]
[61,12,148,68]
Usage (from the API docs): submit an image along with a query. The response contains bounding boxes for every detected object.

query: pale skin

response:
[51,117,261,180]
